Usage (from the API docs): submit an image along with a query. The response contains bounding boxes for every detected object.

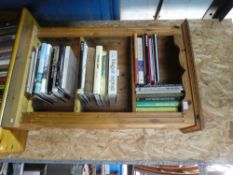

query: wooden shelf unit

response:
[0,8,204,134]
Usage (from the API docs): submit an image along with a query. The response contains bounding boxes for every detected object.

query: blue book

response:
[34,43,48,94]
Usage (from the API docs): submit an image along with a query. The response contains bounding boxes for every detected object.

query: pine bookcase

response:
[0,8,204,154]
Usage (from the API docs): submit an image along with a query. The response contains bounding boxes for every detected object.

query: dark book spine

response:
[47,48,55,93]
[55,45,63,88]
[144,34,150,84]
[136,97,178,101]
[78,41,84,88]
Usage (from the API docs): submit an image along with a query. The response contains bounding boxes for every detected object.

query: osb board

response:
[7,20,233,161]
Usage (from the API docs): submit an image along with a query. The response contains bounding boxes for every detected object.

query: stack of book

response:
[136,84,184,112]
[26,43,78,104]
[0,22,17,105]
[135,33,184,112]
[76,40,118,106]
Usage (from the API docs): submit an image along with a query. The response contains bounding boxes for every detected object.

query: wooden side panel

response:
[180,20,204,133]
[1,8,39,128]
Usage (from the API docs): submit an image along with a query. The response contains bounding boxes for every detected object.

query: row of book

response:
[135,33,184,112]
[76,40,118,106]
[136,33,159,85]
[0,22,17,105]
[26,43,78,104]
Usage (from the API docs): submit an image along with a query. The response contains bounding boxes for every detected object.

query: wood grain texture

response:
[4,20,233,161]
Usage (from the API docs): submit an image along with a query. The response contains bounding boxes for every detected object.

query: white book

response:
[81,42,88,89]
[149,38,155,83]
[61,46,78,96]
[108,50,118,104]
[93,45,103,105]
[137,37,144,84]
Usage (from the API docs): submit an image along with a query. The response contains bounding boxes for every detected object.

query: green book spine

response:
[136,100,179,107]
[136,107,178,112]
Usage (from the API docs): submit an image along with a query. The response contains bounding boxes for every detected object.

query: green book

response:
[136,107,178,112]
[136,100,179,107]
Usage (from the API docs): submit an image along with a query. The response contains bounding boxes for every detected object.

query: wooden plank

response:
[38,27,181,38]
[180,20,204,133]
[18,112,193,130]
[1,9,39,128]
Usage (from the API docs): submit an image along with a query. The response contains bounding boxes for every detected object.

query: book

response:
[34,43,47,95]
[137,37,144,85]
[136,97,179,101]
[136,84,183,93]
[136,107,178,112]
[60,46,78,96]
[52,46,68,101]
[144,34,150,83]
[77,40,89,104]
[148,37,155,84]
[0,34,15,43]
[136,92,184,98]
[26,48,37,95]
[136,100,179,107]
[84,47,96,100]
[153,33,160,82]
[93,45,103,106]
[41,44,52,94]
[100,51,108,105]
[108,50,118,104]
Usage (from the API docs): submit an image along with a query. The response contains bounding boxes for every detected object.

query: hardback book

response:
[153,33,160,82]
[136,100,179,107]
[136,92,184,98]
[136,107,178,112]
[41,44,52,94]
[137,37,144,85]
[0,71,7,77]
[0,34,15,43]
[144,34,150,83]
[100,51,108,105]
[93,45,103,106]
[136,97,178,101]
[136,84,183,93]
[26,48,38,95]
[52,46,68,101]
[148,37,155,84]
[108,50,118,104]
[34,43,48,95]
[0,58,10,69]
[60,46,78,96]
[77,40,89,104]
[84,47,96,100]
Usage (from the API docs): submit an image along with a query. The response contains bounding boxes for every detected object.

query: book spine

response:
[26,49,36,95]
[150,37,156,84]
[153,33,160,82]
[134,33,138,84]
[93,46,103,95]
[41,44,52,94]
[78,41,84,88]
[148,37,154,84]
[136,97,178,101]
[136,100,179,107]
[100,51,107,105]
[137,37,144,85]
[34,43,47,94]
[93,45,103,105]
[144,34,150,84]
[136,107,178,112]
[81,42,88,89]
[108,50,118,104]
[61,46,70,90]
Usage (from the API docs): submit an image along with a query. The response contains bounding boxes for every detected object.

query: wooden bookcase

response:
[0,8,204,144]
